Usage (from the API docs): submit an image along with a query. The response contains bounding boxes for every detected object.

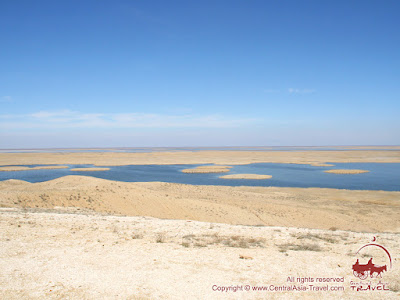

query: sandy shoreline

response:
[0,150,399,166]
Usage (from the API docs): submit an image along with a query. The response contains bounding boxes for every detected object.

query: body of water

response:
[0,163,399,191]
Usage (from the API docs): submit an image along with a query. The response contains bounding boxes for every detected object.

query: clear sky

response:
[1,0,399,148]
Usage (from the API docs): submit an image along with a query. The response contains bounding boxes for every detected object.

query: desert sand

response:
[1,176,399,232]
[1,208,399,299]
[324,169,370,174]
[0,165,69,172]
[0,150,399,167]
[70,167,110,172]
[219,174,272,179]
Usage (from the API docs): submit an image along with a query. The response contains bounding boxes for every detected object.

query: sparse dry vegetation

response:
[291,232,338,244]
[278,242,323,252]
[180,233,265,248]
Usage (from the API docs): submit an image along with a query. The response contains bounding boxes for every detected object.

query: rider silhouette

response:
[366,258,374,268]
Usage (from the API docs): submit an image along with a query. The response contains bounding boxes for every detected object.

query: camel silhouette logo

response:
[352,237,392,280]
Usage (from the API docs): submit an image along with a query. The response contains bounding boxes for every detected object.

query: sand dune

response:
[1,175,399,233]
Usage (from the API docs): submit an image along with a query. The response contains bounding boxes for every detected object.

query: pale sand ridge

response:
[1,175,399,232]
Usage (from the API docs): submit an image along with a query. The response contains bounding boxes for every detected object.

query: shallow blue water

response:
[0,163,399,191]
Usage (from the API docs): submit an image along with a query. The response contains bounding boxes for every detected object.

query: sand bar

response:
[182,165,232,173]
[219,174,272,179]
[1,175,399,232]
[70,167,110,172]
[324,169,370,174]
[310,162,335,167]
[0,150,399,167]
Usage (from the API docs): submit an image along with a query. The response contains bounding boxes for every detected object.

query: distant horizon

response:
[1,144,399,151]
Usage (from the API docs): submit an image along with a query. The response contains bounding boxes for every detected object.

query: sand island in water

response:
[70,167,110,172]
[182,165,232,173]
[324,169,369,174]
[219,174,272,179]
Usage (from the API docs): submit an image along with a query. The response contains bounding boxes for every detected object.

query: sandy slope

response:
[1,208,399,299]
[0,176,399,232]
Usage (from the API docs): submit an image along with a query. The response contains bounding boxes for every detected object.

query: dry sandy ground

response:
[0,166,69,172]
[1,176,399,233]
[1,208,399,299]
[0,150,399,166]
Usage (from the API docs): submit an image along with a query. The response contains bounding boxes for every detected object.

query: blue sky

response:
[1,0,399,148]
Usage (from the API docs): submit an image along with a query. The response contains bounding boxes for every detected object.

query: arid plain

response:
[1,149,400,299]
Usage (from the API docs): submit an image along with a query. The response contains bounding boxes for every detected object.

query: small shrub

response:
[156,233,166,243]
